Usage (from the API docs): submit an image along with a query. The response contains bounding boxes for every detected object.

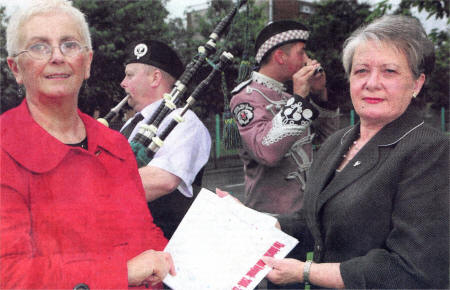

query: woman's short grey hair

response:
[342,15,435,79]
[6,0,92,57]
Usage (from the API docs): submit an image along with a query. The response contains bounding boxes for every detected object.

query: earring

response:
[18,85,25,98]
[412,92,417,98]
[82,81,89,94]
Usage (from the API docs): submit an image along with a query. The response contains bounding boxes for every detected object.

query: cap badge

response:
[134,43,148,60]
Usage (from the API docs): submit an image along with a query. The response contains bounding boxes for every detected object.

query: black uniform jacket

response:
[282,106,449,288]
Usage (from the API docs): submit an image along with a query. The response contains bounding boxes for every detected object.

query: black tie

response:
[120,113,144,139]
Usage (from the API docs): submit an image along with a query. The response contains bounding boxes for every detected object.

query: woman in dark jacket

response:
[262,15,449,289]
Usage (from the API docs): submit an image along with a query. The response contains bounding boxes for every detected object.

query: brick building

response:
[267,0,315,21]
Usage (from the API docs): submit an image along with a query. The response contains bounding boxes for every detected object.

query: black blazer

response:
[284,106,448,288]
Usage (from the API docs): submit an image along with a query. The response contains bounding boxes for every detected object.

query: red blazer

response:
[0,100,167,289]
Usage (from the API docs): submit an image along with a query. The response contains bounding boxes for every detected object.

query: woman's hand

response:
[263,258,345,288]
[262,257,303,285]
[215,188,242,204]
[216,188,281,229]
[127,249,176,286]
[215,187,230,198]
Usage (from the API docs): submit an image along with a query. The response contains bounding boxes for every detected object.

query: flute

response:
[314,66,324,75]
[132,51,234,168]
[97,95,129,127]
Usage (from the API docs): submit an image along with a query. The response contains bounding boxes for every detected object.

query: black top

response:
[66,137,88,150]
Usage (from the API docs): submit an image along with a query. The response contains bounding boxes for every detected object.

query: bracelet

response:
[303,260,313,285]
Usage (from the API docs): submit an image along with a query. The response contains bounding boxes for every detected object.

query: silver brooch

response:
[353,161,361,167]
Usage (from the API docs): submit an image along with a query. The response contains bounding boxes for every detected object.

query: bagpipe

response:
[97,94,129,128]
[132,51,234,168]
[98,0,247,167]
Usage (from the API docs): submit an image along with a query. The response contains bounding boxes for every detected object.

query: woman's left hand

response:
[262,257,303,285]
[215,188,243,205]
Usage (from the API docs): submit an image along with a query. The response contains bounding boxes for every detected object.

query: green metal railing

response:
[209,107,447,165]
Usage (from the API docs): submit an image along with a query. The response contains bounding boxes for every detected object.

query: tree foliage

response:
[72,0,173,116]
[368,0,449,22]
[0,6,23,114]
[0,0,447,116]
[180,0,268,118]
[0,0,176,115]
[402,0,449,19]
[425,29,449,108]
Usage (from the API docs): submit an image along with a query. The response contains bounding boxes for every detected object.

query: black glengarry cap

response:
[124,40,184,79]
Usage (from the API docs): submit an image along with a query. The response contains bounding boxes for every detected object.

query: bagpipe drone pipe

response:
[127,0,245,167]
[132,51,234,168]
[97,94,129,128]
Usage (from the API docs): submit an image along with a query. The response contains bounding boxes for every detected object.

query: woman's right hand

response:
[127,249,175,286]
[262,257,303,285]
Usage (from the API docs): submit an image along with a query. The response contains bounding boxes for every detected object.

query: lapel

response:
[316,138,379,212]
[313,106,424,214]
[313,124,379,212]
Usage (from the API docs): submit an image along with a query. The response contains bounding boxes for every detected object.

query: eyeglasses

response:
[13,41,88,60]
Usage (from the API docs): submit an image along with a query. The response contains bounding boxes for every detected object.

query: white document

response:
[163,188,298,290]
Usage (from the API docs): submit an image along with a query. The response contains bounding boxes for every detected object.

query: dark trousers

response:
[148,168,204,239]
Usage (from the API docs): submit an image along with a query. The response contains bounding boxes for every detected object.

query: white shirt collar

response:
[140,99,164,120]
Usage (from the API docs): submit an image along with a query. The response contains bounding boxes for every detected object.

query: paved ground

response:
[202,164,246,202]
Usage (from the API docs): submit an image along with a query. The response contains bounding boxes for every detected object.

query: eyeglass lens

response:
[27,41,83,59]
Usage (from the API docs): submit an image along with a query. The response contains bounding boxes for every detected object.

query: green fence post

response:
[350,109,355,126]
[216,114,221,158]
[441,107,446,132]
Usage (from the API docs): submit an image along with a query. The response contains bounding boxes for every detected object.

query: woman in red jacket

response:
[1,0,174,288]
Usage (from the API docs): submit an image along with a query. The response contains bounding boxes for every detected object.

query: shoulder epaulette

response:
[231,79,252,95]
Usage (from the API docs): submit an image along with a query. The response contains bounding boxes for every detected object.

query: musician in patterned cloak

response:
[231,19,339,216]
[230,21,339,287]
[119,40,211,239]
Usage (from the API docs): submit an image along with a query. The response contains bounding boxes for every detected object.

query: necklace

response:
[343,140,360,161]
[337,133,367,172]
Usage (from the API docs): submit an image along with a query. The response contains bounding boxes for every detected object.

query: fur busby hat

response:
[255,20,310,64]
[124,40,184,79]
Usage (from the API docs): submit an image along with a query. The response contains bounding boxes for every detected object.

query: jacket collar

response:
[316,106,424,211]
[1,100,129,173]
[251,71,286,95]
[340,105,424,147]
